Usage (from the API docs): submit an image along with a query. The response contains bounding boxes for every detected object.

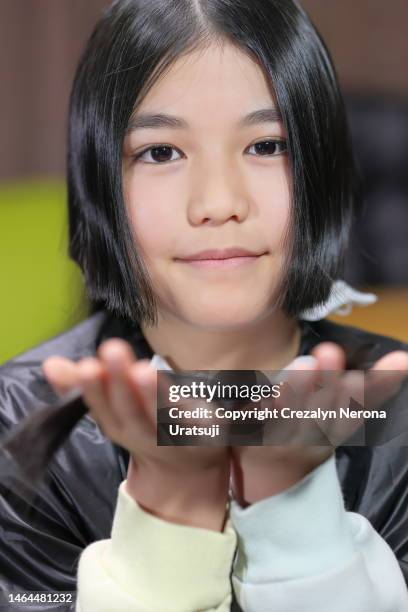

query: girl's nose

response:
[186,161,250,226]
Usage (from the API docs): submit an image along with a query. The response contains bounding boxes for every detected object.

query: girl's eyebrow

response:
[126,107,282,132]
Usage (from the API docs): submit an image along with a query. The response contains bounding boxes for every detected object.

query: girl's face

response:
[122,41,291,330]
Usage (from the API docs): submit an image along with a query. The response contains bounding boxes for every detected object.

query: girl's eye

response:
[246,139,287,157]
[133,145,182,164]
[132,139,287,165]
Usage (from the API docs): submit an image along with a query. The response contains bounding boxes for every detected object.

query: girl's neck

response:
[141,309,301,372]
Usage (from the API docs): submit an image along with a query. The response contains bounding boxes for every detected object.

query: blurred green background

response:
[0,181,89,364]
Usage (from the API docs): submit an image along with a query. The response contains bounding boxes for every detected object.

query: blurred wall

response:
[302,0,408,96]
[0,0,407,181]
[0,0,108,180]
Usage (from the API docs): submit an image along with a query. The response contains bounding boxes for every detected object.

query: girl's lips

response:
[176,254,263,268]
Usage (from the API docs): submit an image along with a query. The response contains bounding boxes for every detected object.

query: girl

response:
[1,0,408,610]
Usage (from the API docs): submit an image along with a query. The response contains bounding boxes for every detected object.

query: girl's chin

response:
[178,304,269,331]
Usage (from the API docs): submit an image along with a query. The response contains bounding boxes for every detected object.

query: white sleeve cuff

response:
[230,454,355,582]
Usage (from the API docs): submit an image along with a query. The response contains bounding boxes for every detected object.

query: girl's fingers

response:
[320,371,365,446]
[310,343,344,417]
[98,339,142,427]
[42,356,81,396]
[98,339,157,438]
[76,357,118,431]
[365,350,408,410]
[284,355,319,372]
[97,338,136,365]
[370,350,408,372]
[128,360,158,427]
[311,342,345,371]
[281,346,343,446]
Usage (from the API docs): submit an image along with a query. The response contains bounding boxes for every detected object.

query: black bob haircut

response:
[1,0,360,487]
[68,0,358,326]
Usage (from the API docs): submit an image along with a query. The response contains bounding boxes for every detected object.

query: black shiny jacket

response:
[0,311,407,611]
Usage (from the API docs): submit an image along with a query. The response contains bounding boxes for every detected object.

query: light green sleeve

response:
[76,480,237,612]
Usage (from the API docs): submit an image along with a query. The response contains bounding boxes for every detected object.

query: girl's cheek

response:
[251,179,291,247]
[127,204,165,258]
[124,173,172,243]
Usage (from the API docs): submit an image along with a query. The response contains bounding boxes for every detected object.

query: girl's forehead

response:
[134,42,278,122]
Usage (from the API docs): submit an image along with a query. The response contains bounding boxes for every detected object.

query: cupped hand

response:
[42,339,230,530]
[42,339,227,468]
[230,343,408,506]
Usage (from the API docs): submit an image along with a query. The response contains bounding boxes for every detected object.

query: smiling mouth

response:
[175,254,266,268]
